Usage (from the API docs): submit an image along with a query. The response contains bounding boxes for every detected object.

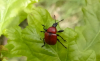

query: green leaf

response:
[3,7,72,61]
[75,0,100,61]
[4,4,98,61]
[0,0,39,36]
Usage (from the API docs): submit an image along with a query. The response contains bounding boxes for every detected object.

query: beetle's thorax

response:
[47,27,57,34]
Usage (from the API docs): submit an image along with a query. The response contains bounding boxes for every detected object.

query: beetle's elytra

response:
[41,15,67,49]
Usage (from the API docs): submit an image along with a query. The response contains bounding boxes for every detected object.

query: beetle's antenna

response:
[57,19,64,23]
[54,15,56,23]
[52,16,64,27]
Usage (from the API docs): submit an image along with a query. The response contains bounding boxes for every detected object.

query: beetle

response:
[41,15,67,49]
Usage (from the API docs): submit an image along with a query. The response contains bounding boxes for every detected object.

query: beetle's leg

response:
[42,24,47,31]
[57,34,66,41]
[57,39,67,49]
[41,38,45,47]
[57,30,64,33]
[40,31,45,33]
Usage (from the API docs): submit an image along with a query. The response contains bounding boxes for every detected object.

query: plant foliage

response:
[0,0,100,61]
[0,0,38,36]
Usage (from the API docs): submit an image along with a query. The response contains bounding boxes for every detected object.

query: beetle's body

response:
[45,27,57,45]
[45,32,57,45]
[41,15,67,49]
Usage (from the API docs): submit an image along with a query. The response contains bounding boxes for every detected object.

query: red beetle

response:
[41,15,67,49]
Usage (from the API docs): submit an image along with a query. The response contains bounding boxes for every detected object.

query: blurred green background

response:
[36,0,85,29]
[0,0,85,61]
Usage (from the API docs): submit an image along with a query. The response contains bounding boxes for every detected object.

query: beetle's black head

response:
[52,15,64,27]
[52,23,58,27]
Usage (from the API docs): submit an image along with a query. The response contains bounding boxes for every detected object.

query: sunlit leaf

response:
[0,0,39,36]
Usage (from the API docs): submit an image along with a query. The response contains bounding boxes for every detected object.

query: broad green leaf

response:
[63,28,96,61]
[0,0,39,36]
[4,6,97,61]
[3,7,72,61]
[75,0,100,61]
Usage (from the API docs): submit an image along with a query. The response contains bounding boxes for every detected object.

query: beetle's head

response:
[52,15,64,27]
